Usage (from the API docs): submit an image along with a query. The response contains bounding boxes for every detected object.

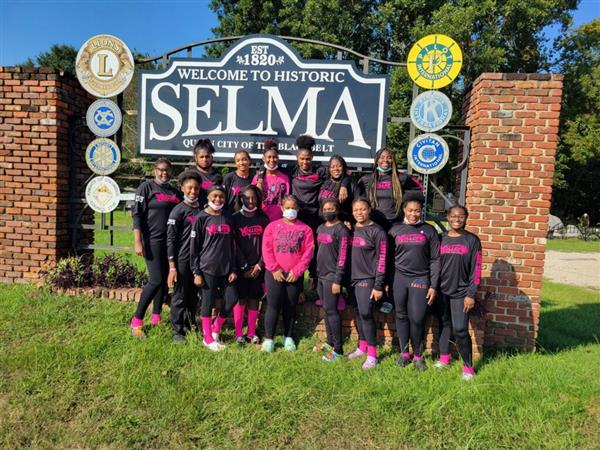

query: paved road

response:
[544,250,600,290]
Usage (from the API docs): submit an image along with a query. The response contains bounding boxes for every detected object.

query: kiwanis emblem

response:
[85,138,121,176]
[85,176,121,213]
[410,90,453,132]
[86,99,122,137]
[407,34,462,90]
[76,34,134,98]
[407,133,449,175]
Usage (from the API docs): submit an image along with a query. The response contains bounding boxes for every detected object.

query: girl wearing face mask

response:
[190,185,238,352]
[261,195,315,352]
[319,154,355,223]
[314,199,351,362]
[232,185,270,345]
[131,158,182,338]
[357,148,422,231]
[435,205,481,381]
[224,149,253,212]
[252,140,290,221]
[166,171,203,342]
[388,191,440,371]
[191,138,223,207]
[347,198,388,370]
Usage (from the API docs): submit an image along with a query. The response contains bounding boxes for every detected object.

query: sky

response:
[0,0,598,66]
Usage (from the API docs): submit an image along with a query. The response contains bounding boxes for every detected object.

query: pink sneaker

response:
[150,314,161,325]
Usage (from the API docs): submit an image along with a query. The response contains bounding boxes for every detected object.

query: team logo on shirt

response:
[376,180,391,190]
[317,233,334,244]
[410,90,452,132]
[76,34,134,98]
[239,225,263,236]
[351,236,367,247]
[441,244,469,254]
[396,233,427,244]
[206,223,232,235]
[86,99,122,137]
[155,193,180,203]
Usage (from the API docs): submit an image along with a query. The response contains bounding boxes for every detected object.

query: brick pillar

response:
[0,67,94,282]
[462,73,563,350]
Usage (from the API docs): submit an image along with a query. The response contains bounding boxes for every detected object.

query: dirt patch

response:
[544,251,600,290]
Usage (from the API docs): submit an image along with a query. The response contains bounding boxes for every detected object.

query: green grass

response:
[546,238,600,253]
[1,282,599,448]
[94,210,144,270]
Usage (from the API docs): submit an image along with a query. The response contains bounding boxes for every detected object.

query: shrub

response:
[41,254,147,290]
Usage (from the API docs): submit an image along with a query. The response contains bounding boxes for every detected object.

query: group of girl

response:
[130,137,482,380]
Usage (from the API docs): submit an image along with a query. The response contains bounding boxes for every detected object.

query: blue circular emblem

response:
[410,90,453,132]
[86,99,122,137]
[407,133,449,174]
[85,138,121,176]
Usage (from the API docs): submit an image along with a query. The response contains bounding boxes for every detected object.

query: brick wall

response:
[462,73,563,350]
[0,67,94,282]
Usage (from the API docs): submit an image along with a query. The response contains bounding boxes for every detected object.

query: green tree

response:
[20,44,78,75]
[552,19,600,222]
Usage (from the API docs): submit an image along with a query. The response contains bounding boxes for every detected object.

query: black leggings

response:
[264,270,303,339]
[169,263,197,335]
[199,273,238,319]
[317,278,343,354]
[135,241,168,319]
[353,279,377,347]
[437,295,473,367]
[393,271,430,357]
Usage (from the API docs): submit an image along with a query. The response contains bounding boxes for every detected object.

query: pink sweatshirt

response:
[252,171,290,222]
[262,218,315,278]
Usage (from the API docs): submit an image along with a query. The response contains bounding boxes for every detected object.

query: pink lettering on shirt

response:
[206,223,232,235]
[155,193,180,204]
[441,244,469,255]
[240,225,264,237]
[395,233,427,244]
[351,236,367,247]
[317,233,333,244]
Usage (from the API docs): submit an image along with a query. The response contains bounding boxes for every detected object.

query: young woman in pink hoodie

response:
[261,195,314,352]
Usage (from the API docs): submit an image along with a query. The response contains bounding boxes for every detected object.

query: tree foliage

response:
[552,19,600,222]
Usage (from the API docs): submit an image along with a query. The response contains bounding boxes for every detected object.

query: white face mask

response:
[282,208,298,220]
[264,162,278,171]
[208,201,224,211]
[242,205,257,213]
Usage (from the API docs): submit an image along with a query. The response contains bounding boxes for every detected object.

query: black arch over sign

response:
[138,34,389,165]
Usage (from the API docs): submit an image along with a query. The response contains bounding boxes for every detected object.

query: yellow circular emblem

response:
[407,34,462,89]
[76,34,134,98]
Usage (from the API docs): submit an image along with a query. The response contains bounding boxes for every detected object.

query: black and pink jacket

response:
[132,180,182,244]
[316,221,351,284]
[350,223,388,290]
[440,231,482,298]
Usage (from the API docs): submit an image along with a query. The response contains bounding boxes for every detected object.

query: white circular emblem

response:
[407,133,449,174]
[76,34,134,98]
[86,99,122,137]
[410,90,453,132]
[85,176,121,213]
[85,138,121,176]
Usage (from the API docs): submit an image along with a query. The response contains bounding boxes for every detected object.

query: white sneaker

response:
[204,340,225,352]
[434,360,449,370]
[212,332,221,343]
[462,372,475,381]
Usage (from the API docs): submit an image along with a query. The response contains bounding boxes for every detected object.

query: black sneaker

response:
[396,355,411,367]
[414,358,427,372]
[173,334,186,343]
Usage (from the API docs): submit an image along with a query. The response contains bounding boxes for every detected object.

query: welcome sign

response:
[138,35,389,165]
